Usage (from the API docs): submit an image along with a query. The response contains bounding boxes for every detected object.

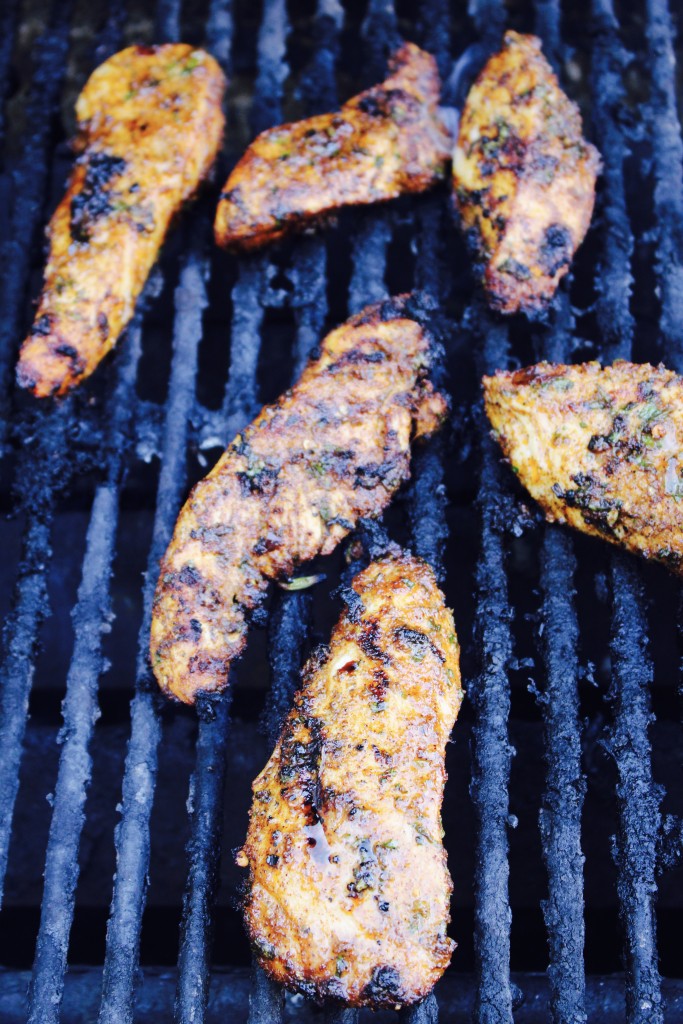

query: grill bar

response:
[609,557,662,1024]
[538,525,586,1024]
[591,0,634,363]
[26,320,143,1024]
[171,11,234,1024]
[99,241,207,1024]
[471,314,514,1024]
[465,2,515,1019]
[645,0,683,372]
[0,404,68,902]
[529,9,588,1024]
[155,0,181,45]
[175,699,232,1024]
[591,5,664,1019]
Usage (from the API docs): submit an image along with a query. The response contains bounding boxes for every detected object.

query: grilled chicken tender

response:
[16,45,226,397]
[237,554,462,1008]
[151,296,448,704]
[453,31,600,315]
[214,43,451,251]
[484,361,683,573]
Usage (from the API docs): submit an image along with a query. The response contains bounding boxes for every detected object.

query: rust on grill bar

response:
[0,1,681,1023]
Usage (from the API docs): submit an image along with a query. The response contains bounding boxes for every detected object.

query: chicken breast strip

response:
[484,360,683,573]
[453,31,600,315]
[214,43,451,252]
[16,44,226,397]
[237,553,462,1008]
[151,296,448,704]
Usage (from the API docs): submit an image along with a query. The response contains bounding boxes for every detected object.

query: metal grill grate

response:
[0,1,682,1023]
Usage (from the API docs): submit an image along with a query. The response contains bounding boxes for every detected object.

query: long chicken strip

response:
[214,43,451,252]
[151,296,448,704]
[453,31,600,315]
[16,45,226,397]
[484,360,683,573]
[237,553,462,1008]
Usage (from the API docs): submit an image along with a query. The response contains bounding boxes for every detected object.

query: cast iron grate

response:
[0,0,681,1023]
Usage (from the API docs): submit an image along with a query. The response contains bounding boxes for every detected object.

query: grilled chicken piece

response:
[237,553,462,1008]
[214,43,451,251]
[151,296,448,704]
[16,45,226,397]
[484,361,683,573]
[453,31,600,315]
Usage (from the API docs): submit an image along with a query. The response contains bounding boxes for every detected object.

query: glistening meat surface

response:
[238,553,462,1008]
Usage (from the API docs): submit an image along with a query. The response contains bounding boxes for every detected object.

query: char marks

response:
[214,43,451,252]
[453,31,600,315]
[16,44,226,397]
[238,555,463,1008]
[150,296,448,704]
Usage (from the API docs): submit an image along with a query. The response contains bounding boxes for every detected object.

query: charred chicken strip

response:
[214,43,451,251]
[484,361,683,573]
[16,45,226,397]
[151,296,448,704]
[453,31,600,315]
[237,553,462,1008]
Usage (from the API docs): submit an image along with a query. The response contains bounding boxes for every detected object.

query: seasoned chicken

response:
[453,31,600,315]
[214,43,451,251]
[16,45,226,397]
[484,361,683,573]
[151,296,448,704]
[237,553,462,1008]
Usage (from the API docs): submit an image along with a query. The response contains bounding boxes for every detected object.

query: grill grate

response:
[0,1,681,1023]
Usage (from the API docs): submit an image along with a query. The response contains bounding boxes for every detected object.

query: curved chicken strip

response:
[151,296,448,704]
[16,45,226,397]
[453,31,600,315]
[484,361,683,573]
[237,553,462,1008]
[214,43,451,252]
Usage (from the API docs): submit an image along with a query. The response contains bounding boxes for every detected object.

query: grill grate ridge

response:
[27,319,143,1024]
[99,236,208,1024]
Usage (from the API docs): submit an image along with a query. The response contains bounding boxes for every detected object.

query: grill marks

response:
[483,360,683,573]
[238,555,462,1008]
[16,44,226,398]
[214,42,451,252]
[150,296,447,704]
[453,31,600,315]
[69,152,128,243]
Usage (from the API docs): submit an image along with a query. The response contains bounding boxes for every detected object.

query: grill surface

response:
[0,1,682,1023]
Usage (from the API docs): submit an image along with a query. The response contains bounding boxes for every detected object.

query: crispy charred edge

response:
[349,291,449,398]
[273,964,423,1009]
[384,41,441,102]
[483,360,576,395]
[152,299,448,705]
[246,553,448,1009]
